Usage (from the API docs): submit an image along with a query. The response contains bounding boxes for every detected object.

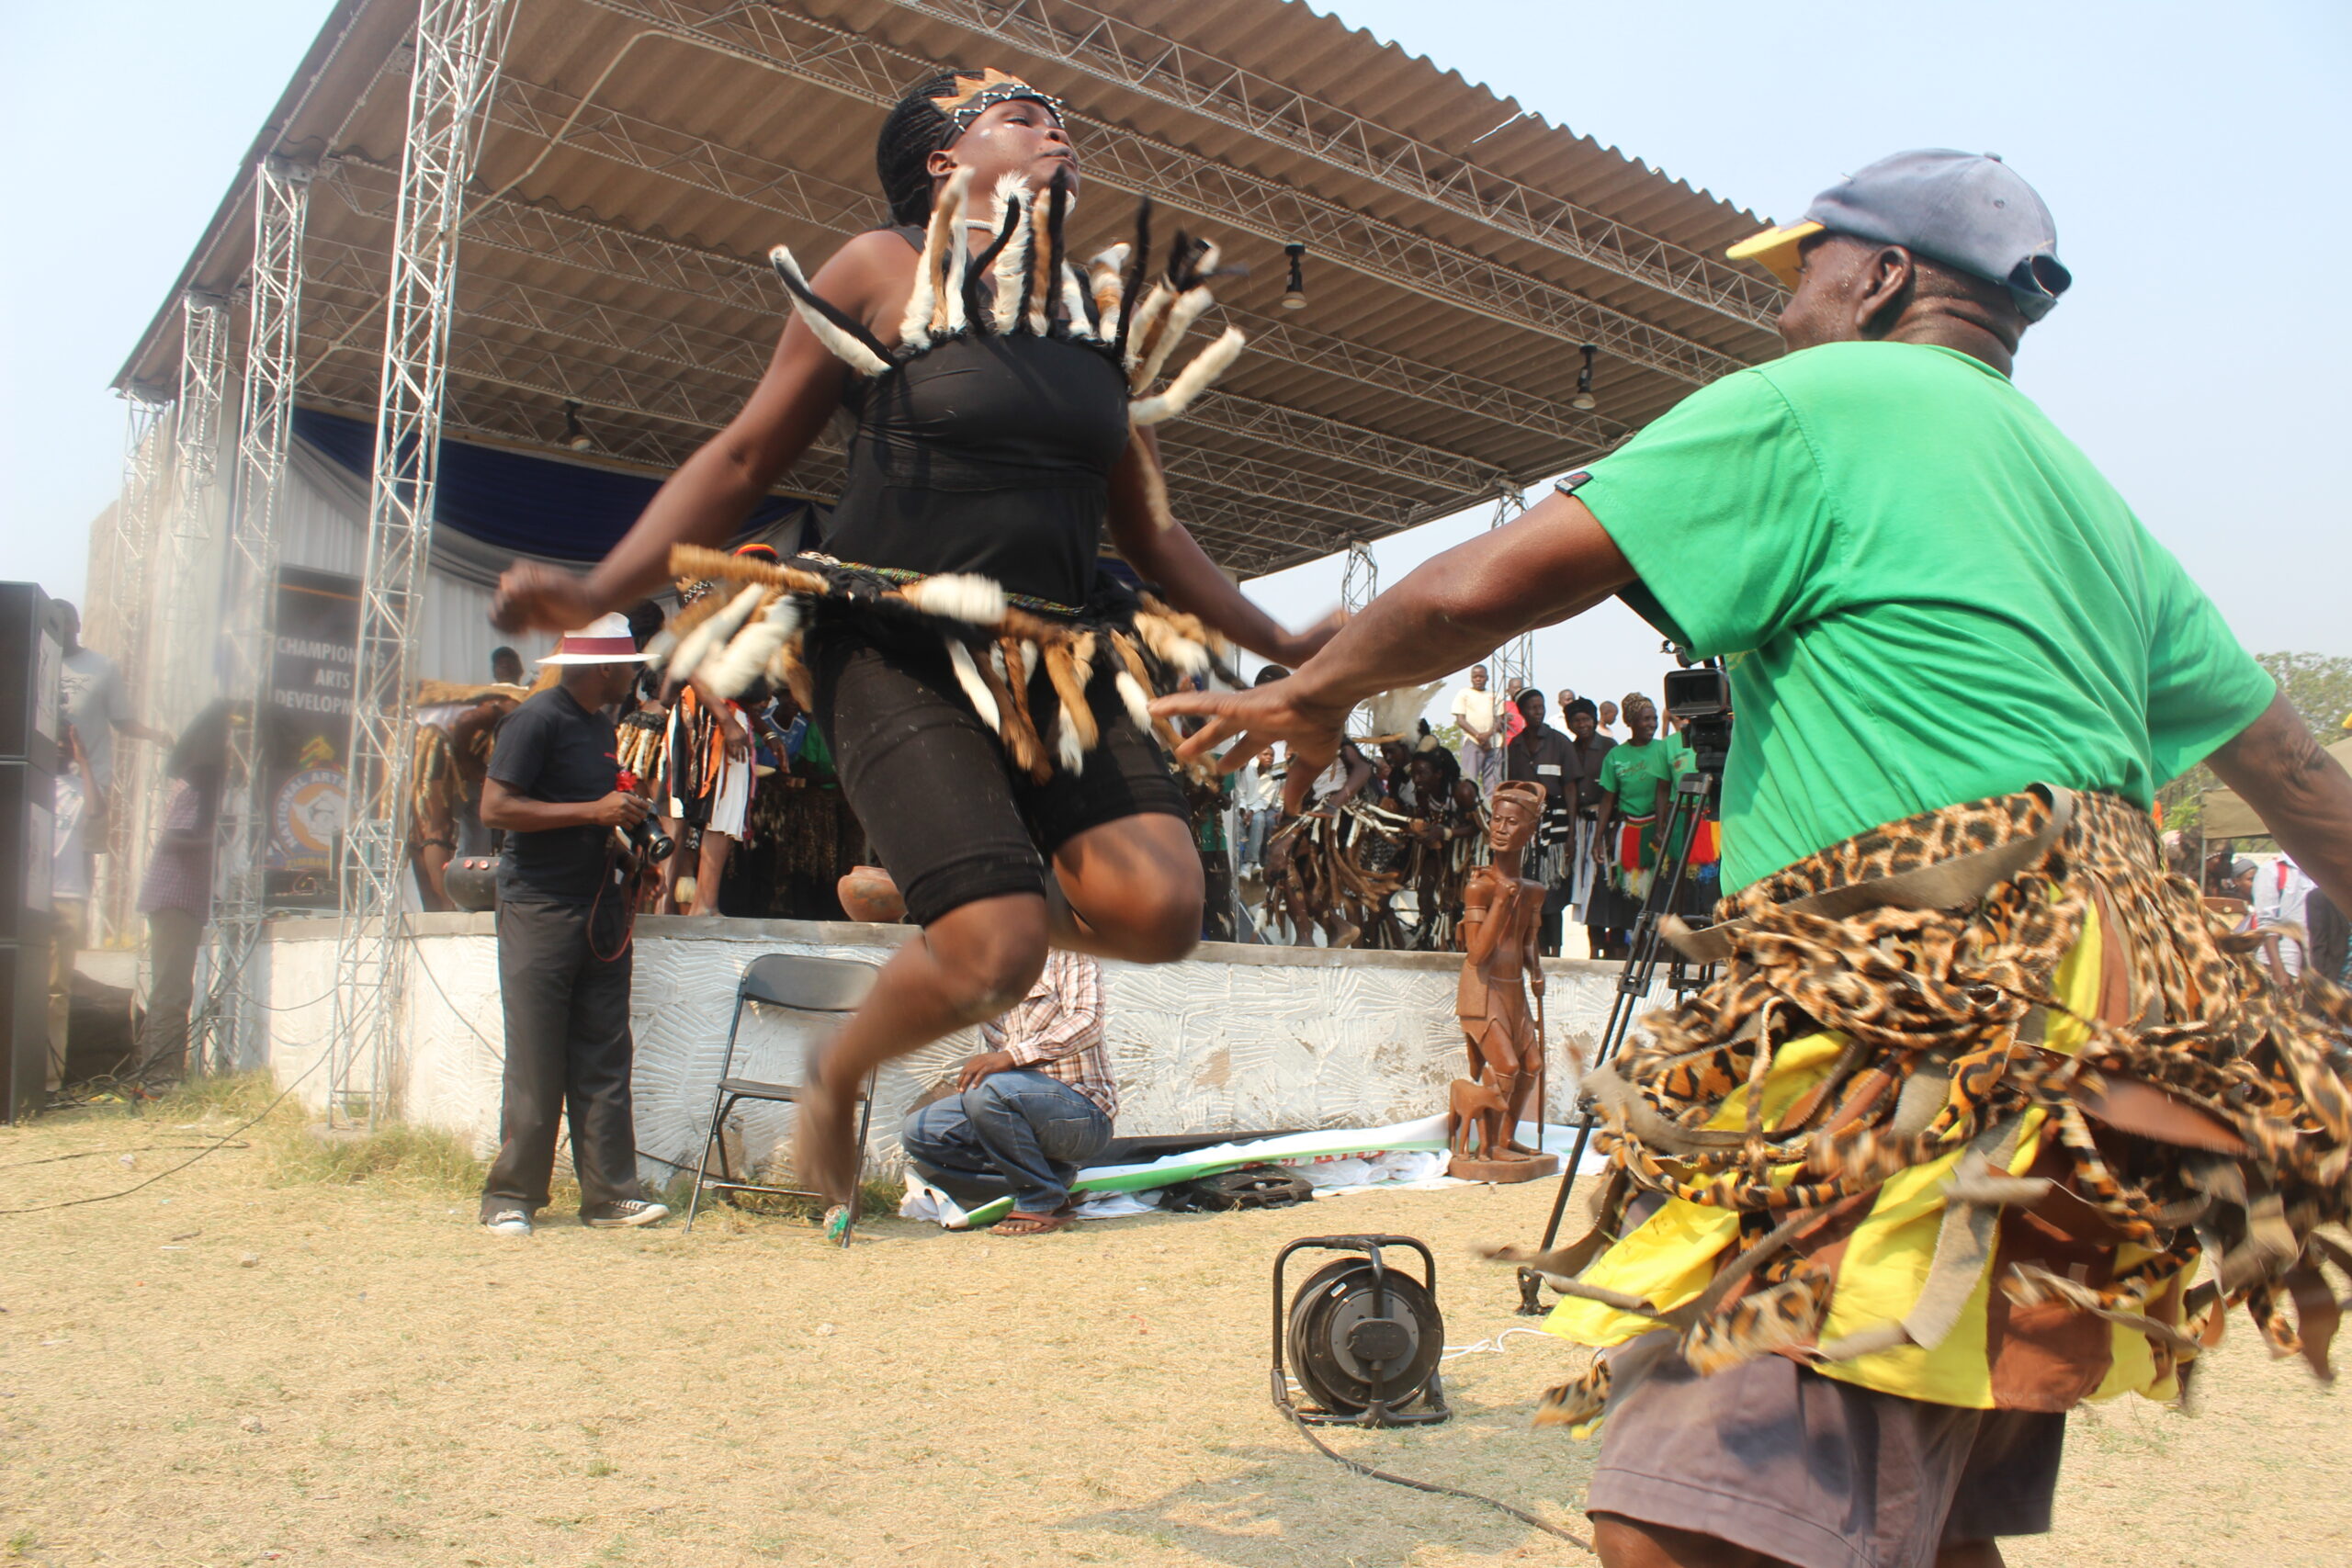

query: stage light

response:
[562,400,594,451]
[1569,344,1598,412]
[1282,243,1307,310]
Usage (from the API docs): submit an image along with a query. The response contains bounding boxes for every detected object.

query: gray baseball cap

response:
[1729,150,2072,321]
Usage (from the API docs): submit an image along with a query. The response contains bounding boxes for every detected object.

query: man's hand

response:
[1151,674,1351,815]
[956,1049,1018,1090]
[588,790,652,829]
[492,561,604,635]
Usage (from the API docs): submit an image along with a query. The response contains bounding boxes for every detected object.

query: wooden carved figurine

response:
[1448,781,1558,1181]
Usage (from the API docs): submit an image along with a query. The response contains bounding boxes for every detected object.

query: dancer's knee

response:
[924,904,1048,1020]
[1096,883,1201,964]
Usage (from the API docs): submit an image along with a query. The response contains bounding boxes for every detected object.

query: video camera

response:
[1662,657,1733,777]
[614,769,673,864]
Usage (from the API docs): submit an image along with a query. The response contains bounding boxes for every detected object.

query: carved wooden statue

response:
[1449,781,1557,1180]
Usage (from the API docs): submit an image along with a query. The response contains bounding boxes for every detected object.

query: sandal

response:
[988,1209,1074,1236]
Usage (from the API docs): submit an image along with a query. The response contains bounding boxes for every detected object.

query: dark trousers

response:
[137,908,204,1078]
[481,894,646,1218]
[899,1070,1113,1213]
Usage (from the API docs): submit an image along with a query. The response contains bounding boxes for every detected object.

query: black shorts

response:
[809,614,1188,927]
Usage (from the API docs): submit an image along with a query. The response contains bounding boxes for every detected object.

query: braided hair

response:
[876,69,967,226]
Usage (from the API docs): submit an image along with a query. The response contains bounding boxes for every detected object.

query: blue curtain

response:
[292,407,815,563]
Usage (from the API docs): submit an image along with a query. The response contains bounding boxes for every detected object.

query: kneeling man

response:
[900,949,1114,1236]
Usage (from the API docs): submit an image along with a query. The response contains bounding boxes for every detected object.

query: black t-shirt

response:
[1566,733,1617,812]
[1506,724,1577,808]
[488,685,620,903]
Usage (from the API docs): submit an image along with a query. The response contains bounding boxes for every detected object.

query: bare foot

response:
[791,1058,860,1207]
[989,1210,1073,1235]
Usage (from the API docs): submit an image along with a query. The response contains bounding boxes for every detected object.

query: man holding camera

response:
[476,614,670,1235]
[1160,152,2352,1568]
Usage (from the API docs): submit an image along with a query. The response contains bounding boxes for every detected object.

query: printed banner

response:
[262,566,359,908]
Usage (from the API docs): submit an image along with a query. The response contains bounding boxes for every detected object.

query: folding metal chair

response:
[684,953,880,1245]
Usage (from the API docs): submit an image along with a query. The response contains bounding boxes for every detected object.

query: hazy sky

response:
[4,1,2345,721]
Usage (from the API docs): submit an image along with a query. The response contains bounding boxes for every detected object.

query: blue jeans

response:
[899,1070,1113,1214]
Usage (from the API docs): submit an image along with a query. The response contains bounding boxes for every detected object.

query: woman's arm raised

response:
[1103,426,1341,668]
[491,231,913,633]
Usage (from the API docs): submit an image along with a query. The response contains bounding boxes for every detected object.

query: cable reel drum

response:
[1272,1235,1449,1427]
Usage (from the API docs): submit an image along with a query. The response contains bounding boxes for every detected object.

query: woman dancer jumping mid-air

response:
[492,67,1335,1221]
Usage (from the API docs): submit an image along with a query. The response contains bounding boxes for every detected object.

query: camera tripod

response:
[1515,767,1722,1314]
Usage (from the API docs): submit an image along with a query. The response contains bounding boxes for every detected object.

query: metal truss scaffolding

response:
[203,155,312,1076]
[92,389,175,944]
[118,295,232,982]
[558,4,1748,387]
[1339,539,1380,616]
[1334,539,1380,736]
[330,0,514,1124]
[872,0,1784,333]
[1485,485,1533,698]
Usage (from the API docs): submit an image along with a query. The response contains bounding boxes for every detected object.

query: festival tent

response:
[2197,734,2352,839]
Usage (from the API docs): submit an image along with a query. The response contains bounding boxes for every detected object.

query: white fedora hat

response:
[537,612,649,665]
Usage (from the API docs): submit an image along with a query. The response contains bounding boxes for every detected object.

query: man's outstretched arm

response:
[1154,491,1637,790]
[2205,692,2352,919]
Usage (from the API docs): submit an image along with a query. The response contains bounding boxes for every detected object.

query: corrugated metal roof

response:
[118,0,1786,577]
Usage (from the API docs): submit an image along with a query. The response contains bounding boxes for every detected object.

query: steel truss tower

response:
[202,156,313,1075]
[1485,484,1533,699]
[92,389,175,943]
[329,0,514,1122]
[119,295,232,988]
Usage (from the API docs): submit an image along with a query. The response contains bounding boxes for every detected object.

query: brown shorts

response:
[1586,1335,2064,1568]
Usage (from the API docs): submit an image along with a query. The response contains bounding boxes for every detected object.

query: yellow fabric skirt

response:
[1547,899,2190,1409]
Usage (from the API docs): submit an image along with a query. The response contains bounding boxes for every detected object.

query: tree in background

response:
[2158,652,2352,838]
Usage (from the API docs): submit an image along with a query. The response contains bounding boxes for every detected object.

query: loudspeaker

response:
[0,582,62,773]
[1,941,47,1123]
[0,583,58,1122]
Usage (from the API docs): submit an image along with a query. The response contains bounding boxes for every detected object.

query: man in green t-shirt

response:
[1160,151,2352,1568]
[1592,694,1695,897]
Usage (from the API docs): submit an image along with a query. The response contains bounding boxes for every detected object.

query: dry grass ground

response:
[1,1081,2346,1568]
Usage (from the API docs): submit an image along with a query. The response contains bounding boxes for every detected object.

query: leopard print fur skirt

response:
[1518,787,2352,1429]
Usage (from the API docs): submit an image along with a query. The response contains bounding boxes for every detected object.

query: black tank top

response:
[813,227,1131,610]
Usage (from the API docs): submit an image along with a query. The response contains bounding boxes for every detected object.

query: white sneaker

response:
[482,1208,533,1236]
[582,1199,671,1229]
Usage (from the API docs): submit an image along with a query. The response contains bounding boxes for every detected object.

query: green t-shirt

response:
[1597,735,1689,818]
[1574,341,2271,893]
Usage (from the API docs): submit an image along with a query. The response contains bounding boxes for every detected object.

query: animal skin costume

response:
[1506,784,2352,1433]
[647,107,1247,926]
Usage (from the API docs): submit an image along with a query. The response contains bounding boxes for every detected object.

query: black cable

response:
[0,1143,251,1171]
[1280,1407,1589,1549]
[0,1047,332,1217]
[409,942,505,1061]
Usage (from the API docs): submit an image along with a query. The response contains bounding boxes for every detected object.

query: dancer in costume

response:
[646,558,764,915]
[492,67,1334,1207]
[1159,151,2352,1568]
[408,680,526,909]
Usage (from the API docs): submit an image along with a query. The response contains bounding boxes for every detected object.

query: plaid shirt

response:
[981,949,1116,1119]
[137,776,215,917]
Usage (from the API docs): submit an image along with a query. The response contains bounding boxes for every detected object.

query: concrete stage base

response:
[247,915,1671,1191]
[1447,1153,1560,1183]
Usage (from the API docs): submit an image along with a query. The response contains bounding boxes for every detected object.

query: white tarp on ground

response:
[899,1114,1609,1229]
